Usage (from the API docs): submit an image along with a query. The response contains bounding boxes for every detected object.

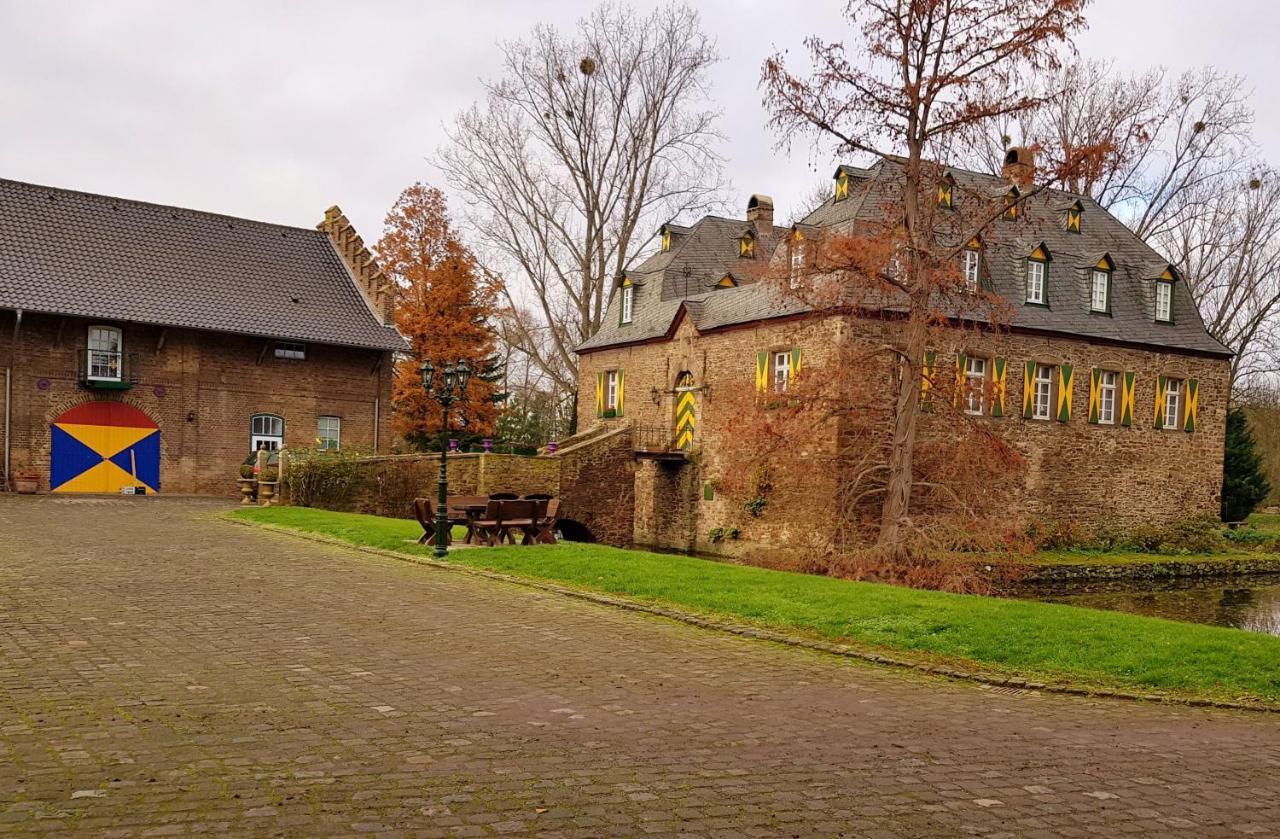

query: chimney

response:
[746,194,774,236]
[1002,147,1036,190]
[317,205,396,326]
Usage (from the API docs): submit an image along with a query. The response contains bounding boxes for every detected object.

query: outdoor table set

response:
[414,492,559,547]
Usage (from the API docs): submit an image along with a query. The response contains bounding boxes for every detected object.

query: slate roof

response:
[0,178,408,352]
[580,159,1230,357]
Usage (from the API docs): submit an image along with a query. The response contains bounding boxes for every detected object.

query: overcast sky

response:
[2,0,1277,242]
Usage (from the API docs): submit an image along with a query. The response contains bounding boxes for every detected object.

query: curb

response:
[228,518,1280,716]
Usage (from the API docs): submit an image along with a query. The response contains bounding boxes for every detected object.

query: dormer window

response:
[1090,257,1112,313]
[1066,201,1083,233]
[937,178,954,210]
[835,170,850,202]
[1156,277,1174,322]
[619,278,634,325]
[789,230,806,290]
[962,246,981,293]
[1025,245,1049,305]
[1004,188,1020,220]
[660,226,672,252]
[739,231,756,259]
[716,274,737,289]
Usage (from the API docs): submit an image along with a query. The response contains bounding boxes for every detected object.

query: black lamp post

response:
[420,358,473,557]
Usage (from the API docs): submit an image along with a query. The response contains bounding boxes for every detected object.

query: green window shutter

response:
[1154,374,1167,429]
[755,351,769,393]
[595,372,605,418]
[991,357,1006,417]
[1185,378,1199,432]
[1022,360,1036,418]
[1057,363,1073,422]
[616,369,625,417]
[1088,368,1100,424]
[1120,371,1135,427]
[790,347,803,377]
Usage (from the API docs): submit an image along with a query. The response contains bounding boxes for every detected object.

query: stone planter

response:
[258,481,278,507]
[13,472,39,494]
[237,478,257,505]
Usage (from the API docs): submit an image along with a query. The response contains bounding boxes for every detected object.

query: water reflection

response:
[1027,575,1280,637]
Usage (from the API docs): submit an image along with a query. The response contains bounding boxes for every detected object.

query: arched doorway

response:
[673,371,697,451]
[50,401,160,494]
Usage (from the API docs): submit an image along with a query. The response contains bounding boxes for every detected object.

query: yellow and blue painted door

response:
[50,402,160,493]
[674,373,697,451]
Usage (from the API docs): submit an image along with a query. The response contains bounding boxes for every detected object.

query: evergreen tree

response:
[1222,408,1271,522]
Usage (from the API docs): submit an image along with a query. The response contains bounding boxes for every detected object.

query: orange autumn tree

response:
[377,183,501,448]
[758,0,1099,553]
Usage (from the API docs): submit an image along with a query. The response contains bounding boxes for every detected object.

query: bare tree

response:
[438,1,725,394]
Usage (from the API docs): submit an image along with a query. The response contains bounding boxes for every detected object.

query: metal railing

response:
[76,349,138,389]
[632,424,687,454]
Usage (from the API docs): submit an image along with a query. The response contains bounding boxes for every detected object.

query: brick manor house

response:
[573,151,1232,555]
[0,178,407,494]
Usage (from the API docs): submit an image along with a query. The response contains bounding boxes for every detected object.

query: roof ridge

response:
[0,176,323,236]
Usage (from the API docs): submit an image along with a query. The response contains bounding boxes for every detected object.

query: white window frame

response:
[1026,260,1046,304]
[317,416,341,450]
[1091,270,1109,313]
[1164,378,1183,430]
[962,250,980,293]
[1098,371,1118,425]
[964,356,987,415]
[1033,364,1054,420]
[789,242,805,290]
[620,285,634,324]
[605,370,619,411]
[1155,281,1173,322]
[772,351,792,392]
[86,325,123,381]
[274,341,306,360]
[250,413,285,452]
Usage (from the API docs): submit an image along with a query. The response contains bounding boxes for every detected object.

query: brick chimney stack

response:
[1002,147,1036,190]
[317,206,395,325]
[746,194,774,236]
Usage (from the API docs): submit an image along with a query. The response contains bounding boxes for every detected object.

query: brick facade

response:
[1,310,394,494]
[577,312,1230,555]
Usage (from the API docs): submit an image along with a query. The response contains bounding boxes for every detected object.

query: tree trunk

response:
[878,306,928,548]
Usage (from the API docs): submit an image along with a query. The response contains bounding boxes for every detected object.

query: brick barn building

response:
[0,178,406,494]
[573,153,1233,554]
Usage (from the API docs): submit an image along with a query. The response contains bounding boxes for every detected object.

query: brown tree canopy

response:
[377,183,501,445]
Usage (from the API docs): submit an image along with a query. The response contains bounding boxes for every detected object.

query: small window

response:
[772,350,793,392]
[1156,281,1173,322]
[620,284,634,324]
[1004,189,1020,220]
[962,249,980,293]
[605,370,619,411]
[86,325,123,381]
[789,235,806,290]
[1033,364,1054,421]
[1098,371,1118,425]
[834,171,850,202]
[250,414,284,452]
[965,356,987,415]
[275,341,306,360]
[660,227,671,252]
[1164,378,1183,430]
[1090,269,1110,313]
[317,416,341,450]
[937,181,953,209]
[739,233,756,259]
[1026,259,1047,304]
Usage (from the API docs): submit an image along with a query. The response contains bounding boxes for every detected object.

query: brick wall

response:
[1,311,393,494]
[555,426,635,546]
[576,311,1231,554]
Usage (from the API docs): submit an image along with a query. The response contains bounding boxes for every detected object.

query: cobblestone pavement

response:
[3,498,1280,838]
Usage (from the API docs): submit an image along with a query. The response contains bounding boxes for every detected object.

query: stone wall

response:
[577,310,1231,555]
[340,452,562,518]
[555,426,635,547]
[1,311,394,494]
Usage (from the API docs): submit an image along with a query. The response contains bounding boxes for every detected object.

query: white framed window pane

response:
[1165,380,1182,429]
[1099,371,1117,424]
[789,247,804,289]
[963,250,980,292]
[773,351,791,391]
[1091,271,1108,312]
[1033,364,1053,419]
[965,356,986,415]
[317,416,341,450]
[605,371,618,409]
[621,286,634,323]
[1156,283,1172,321]
[87,326,123,380]
[1026,261,1045,303]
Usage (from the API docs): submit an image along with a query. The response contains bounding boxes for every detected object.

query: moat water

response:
[1026,574,1280,636]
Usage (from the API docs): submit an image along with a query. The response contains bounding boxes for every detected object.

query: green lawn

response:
[229,506,1280,706]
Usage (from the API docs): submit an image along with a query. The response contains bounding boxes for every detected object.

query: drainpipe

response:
[373,396,380,454]
[4,309,22,489]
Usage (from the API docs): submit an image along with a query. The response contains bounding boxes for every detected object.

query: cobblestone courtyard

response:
[2,497,1280,837]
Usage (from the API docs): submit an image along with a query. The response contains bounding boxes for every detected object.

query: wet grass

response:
[230,506,1280,705]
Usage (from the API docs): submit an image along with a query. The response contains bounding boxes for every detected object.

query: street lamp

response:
[420,358,473,557]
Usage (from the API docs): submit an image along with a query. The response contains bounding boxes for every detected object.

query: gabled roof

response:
[624,214,788,301]
[0,177,408,352]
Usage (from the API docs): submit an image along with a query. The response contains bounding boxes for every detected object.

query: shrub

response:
[259,467,279,483]
[1223,408,1272,522]
[238,464,255,479]
[284,449,365,509]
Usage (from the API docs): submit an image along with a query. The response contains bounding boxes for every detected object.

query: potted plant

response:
[12,464,39,494]
[257,467,279,506]
[237,463,257,505]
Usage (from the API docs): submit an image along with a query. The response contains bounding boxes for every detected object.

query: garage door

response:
[50,402,160,494]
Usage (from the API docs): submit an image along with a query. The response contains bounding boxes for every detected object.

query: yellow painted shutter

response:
[1184,378,1199,432]
[1154,374,1167,429]
[921,350,937,409]
[953,353,967,408]
[991,357,1007,417]
[1056,364,1073,422]
[1087,368,1101,424]
[616,369,625,417]
[790,348,802,377]
[1022,361,1036,418]
[755,351,769,393]
[595,372,605,418]
[1121,371,1136,427]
